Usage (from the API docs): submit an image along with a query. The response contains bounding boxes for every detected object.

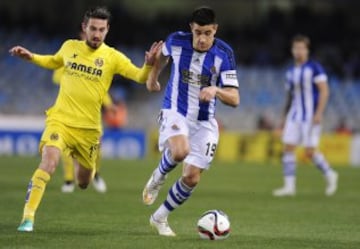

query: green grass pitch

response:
[1,156,359,249]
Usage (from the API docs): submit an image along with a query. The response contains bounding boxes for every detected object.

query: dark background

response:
[1,0,359,78]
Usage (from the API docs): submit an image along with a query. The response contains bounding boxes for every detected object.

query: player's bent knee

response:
[39,160,58,175]
[172,147,190,162]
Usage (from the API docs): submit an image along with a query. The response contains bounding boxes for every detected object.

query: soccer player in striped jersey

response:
[142,7,240,236]
[273,35,338,197]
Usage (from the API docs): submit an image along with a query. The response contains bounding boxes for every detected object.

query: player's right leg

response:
[273,120,299,197]
[273,144,297,197]
[143,135,190,205]
[18,145,61,232]
[143,110,190,205]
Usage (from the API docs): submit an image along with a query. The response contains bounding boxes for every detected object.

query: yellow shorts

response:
[39,120,101,170]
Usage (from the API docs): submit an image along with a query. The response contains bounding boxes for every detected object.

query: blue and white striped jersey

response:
[285,60,328,122]
[162,31,239,121]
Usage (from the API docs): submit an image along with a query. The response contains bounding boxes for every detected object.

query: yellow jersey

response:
[32,39,151,131]
[52,63,112,108]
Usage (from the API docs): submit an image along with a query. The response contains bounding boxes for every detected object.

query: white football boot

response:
[92,175,107,193]
[150,215,176,237]
[273,187,296,197]
[325,170,338,196]
[143,171,166,205]
[61,182,75,193]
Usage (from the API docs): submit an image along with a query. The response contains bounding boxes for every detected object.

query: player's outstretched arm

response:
[199,86,240,107]
[9,45,63,70]
[146,46,169,92]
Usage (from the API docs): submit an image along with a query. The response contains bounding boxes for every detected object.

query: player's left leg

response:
[92,145,107,193]
[74,159,93,189]
[305,147,338,196]
[71,128,100,190]
[304,124,338,196]
[61,153,75,193]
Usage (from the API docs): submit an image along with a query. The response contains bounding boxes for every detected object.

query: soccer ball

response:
[197,210,231,240]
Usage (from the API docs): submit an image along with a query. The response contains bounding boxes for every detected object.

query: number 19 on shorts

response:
[205,142,217,157]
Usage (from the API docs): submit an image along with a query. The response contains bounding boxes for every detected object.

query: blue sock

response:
[312,152,331,175]
[153,179,194,221]
[283,152,296,177]
[153,149,177,181]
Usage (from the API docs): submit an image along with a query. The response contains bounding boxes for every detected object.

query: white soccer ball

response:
[197,210,231,240]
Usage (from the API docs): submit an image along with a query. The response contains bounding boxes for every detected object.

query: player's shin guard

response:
[153,148,178,182]
[22,169,50,222]
[62,153,74,183]
[312,152,331,175]
[153,179,194,221]
[282,152,296,189]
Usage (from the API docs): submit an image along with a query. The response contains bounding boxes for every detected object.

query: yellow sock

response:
[23,168,50,222]
[62,153,74,182]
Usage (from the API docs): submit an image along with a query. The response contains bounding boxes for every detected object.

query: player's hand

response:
[9,46,33,60]
[146,80,161,92]
[145,41,163,66]
[313,113,322,124]
[199,86,218,102]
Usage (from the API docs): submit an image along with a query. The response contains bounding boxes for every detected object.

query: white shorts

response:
[282,119,322,147]
[158,109,219,169]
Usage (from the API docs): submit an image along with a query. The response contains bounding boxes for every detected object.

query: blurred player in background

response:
[52,29,109,193]
[10,6,162,232]
[143,7,240,236]
[273,35,338,197]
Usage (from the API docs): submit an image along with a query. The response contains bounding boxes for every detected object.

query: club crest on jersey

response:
[95,58,104,67]
[210,66,217,74]
[171,124,180,131]
[50,133,59,141]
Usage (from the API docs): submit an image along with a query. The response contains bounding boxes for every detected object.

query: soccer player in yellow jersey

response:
[52,30,110,193]
[10,6,162,232]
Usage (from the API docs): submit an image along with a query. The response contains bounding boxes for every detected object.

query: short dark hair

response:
[190,7,216,26]
[83,6,111,24]
[292,34,311,48]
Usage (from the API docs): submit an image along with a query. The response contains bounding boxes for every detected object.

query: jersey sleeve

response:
[31,40,68,70]
[219,49,239,88]
[112,50,152,84]
[162,32,177,56]
[313,62,328,83]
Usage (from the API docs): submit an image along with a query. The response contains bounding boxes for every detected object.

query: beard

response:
[86,39,102,49]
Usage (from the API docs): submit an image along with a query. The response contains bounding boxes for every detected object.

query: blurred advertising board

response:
[148,130,357,166]
[0,129,146,159]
